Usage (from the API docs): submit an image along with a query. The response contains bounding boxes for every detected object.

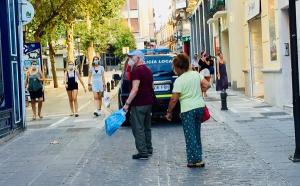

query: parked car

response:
[114,49,180,125]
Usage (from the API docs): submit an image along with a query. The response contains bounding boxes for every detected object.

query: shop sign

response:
[23,43,42,70]
[122,47,129,54]
[246,0,260,20]
[21,0,35,25]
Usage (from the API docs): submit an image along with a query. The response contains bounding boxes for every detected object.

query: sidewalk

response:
[1,86,299,185]
[205,88,300,185]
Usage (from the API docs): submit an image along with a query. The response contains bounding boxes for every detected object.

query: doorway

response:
[249,18,264,98]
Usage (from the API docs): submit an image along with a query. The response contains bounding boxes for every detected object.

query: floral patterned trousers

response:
[181,107,204,164]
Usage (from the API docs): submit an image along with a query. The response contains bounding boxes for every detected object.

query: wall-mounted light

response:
[285,43,290,56]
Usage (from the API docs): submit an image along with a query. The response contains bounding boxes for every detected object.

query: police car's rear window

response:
[144,55,173,74]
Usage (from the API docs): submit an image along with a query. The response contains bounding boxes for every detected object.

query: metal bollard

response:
[111,80,114,90]
[220,91,228,110]
[107,82,111,92]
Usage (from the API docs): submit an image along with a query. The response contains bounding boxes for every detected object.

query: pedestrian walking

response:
[25,61,45,120]
[191,53,199,72]
[166,53,210,168]
[65,62,87,117]
[88,56,106,117]
[216,52,228,92]
[123,50,154,160]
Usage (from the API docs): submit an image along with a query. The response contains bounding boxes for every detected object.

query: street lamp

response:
[288,0,300,162]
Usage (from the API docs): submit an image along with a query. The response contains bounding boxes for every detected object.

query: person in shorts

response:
[88,56,106,116]
[25,61,45,120]
[65,62,87,117]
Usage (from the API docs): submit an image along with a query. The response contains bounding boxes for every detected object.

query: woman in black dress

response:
[216,52,228,92]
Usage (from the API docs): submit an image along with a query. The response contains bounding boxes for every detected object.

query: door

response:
[8,0,22,126]
[249,18,264,98]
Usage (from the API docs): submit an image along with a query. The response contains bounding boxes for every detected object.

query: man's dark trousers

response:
[130,105,153,155]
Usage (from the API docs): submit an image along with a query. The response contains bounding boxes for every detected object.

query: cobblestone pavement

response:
[0,85,298,185]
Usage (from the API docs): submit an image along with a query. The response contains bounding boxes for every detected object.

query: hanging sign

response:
[246,0,261,21]
[21,0,35,25]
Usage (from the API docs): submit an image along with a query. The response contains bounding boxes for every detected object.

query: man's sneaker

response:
[93,110,100,116]
[97,110,102,116]
[148,151,153,156]
[132,153,148,160]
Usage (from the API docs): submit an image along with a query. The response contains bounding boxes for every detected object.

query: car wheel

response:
[173,112,181,123]
[122,112,131,127]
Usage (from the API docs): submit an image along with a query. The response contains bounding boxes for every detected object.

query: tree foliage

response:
[28,0,125,43]
[110,22,136,59]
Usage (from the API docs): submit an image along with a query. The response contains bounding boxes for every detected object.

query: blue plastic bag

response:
[104,109,126,136]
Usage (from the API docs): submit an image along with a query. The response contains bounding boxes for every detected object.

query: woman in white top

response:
[65,62,87,117]
[88,56,106,116]
[191,53,199,72]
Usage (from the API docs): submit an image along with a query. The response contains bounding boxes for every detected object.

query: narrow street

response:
[0,80,298,185]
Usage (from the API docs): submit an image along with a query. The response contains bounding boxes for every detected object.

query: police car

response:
[115,48,180,124]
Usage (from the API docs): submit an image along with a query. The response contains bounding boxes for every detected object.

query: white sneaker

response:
[93,110,102,117]
[93,109,99,116]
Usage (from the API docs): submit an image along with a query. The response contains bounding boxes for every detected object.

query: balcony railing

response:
[208,0,226,18]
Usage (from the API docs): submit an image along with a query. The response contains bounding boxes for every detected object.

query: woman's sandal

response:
[187,161,205,168]
[38,114,43,119]
[32,115,36,121]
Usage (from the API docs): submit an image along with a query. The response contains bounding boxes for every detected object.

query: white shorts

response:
[200,68,210,77]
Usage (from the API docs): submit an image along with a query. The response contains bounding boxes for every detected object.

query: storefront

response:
[0,0,25,137]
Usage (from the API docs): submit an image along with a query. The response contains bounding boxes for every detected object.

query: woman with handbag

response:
[165,54,210,168]
[25,61,45,120]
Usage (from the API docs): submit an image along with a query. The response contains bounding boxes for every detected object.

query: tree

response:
[27,0,126,88]
[110,22,136,60]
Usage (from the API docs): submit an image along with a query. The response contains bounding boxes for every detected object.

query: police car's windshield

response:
[144,55,174,75]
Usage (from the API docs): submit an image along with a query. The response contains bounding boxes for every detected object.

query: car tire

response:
[122,112,131,127]
[173,112,181,123]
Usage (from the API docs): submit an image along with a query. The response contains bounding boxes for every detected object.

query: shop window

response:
[7,0,17,56]
[130,18,139,33]
[0,29,4,107]
[269,0,277,61]
[129,0,138,10]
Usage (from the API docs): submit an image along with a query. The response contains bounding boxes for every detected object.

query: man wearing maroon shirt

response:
[123,50,154,160]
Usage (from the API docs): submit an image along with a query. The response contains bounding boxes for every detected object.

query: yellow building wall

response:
[227,0,246,89]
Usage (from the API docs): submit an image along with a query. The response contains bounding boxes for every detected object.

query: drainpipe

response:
[288,0,300,162]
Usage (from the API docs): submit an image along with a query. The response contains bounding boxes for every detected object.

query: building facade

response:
[155,22,176,51]
[122,0,155,49]
[188,0,300,109]
[0,0,25,137]
[187,0,211,56]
